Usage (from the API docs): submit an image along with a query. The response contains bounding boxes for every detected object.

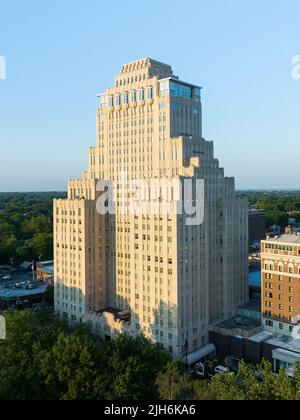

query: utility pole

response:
[185,339,188,370]
[10,257,14,280]
[32,260,37,281]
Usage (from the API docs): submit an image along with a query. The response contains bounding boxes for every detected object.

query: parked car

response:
[214,365,235,377]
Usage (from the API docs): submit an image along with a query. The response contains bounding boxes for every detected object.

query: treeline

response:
[1,191,300,266]
[239,191,300,227]
[0,192,66,265]
[1,310,300,401]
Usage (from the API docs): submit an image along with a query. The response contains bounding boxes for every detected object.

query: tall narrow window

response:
[123,92,129,104]
[131,90,137,103]
[147,86,153,99]
[139,88,145,101]
[99,95,107,109]
[194,87,201,102]
[108,96,114,108]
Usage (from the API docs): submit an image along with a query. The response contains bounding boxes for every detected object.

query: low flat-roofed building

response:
[264,335,300,373]
[238,299,262,323]
[0,281,48,310]
[210,315,263,339]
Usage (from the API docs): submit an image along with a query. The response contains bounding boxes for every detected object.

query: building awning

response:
[185,344,216,365]
[272,348,300,365]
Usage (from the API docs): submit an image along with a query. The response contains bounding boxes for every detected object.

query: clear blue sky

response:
[0,0,299,191]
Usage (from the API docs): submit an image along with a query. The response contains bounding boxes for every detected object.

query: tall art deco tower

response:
[54,59,248,360]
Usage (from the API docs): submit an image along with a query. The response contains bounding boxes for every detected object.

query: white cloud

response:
[0,55,6,80]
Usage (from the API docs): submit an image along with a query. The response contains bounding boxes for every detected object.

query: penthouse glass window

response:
[99,95,107,109]
[194,87,201,102]
[159,80,193,99]
[159,80,169,97]
[170,82,192,99]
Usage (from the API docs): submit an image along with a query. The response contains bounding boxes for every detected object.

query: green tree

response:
[27,233,53,261]
[101,335,170,400]
[38,326,100,400]
[44,286,54,307]
[156,360,193,400]
[0,192,66,265]
[22,215,52,236]
[0,310,170,400]
[208,371,245,400]
[0,310,66,400]
[199,359,298,401]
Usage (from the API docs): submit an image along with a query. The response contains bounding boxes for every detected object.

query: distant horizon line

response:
[0,189,300,194]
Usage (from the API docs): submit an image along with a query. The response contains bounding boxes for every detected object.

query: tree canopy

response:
[1,310,300,400]
[0,310,169,400]
[239,191,300,227]
[0,192,66,265]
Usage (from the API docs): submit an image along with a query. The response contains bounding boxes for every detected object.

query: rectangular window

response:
[131,90,137,103]
[116,94,121,106]
[139,89,145,101]
[147,86,153,99]
[108,96,114,107]
[159,80,169,97]
[194,87,201,102]
[169,81,192,99]
[171,103,179,111]
[99,95,107,109]
[123,92,129,104]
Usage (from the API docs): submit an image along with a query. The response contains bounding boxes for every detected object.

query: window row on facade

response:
[99,87,154,109]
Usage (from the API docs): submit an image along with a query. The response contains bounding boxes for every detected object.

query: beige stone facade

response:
[54,58,248,359]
